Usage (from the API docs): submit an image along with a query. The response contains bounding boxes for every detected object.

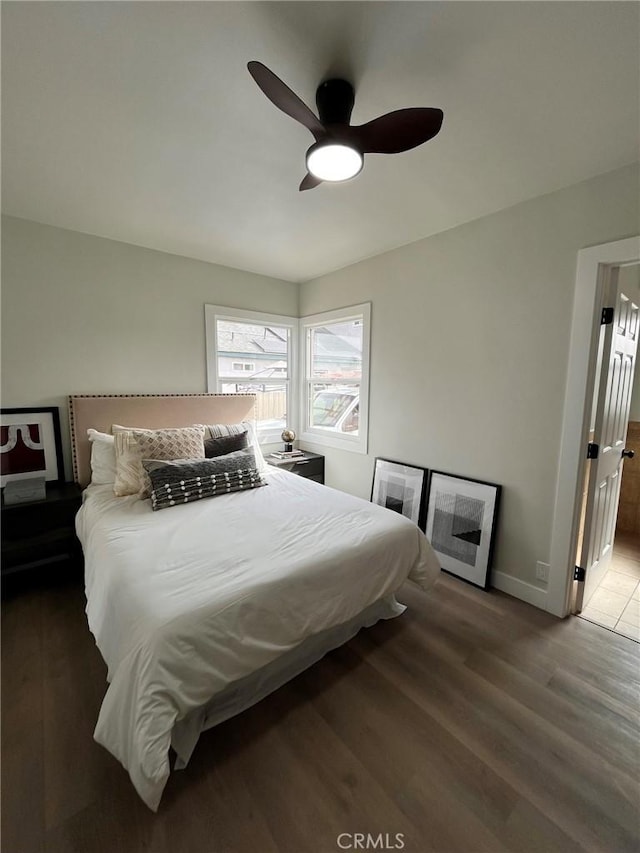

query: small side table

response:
[1,482,83,579]
[267,451,325,484]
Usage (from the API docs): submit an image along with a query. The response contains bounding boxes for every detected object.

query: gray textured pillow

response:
[143,449,265,511]
[127,426,206,498]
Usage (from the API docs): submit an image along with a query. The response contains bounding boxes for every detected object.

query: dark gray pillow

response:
[200,423,248,457]
[142,449,265,511]
[204,428,249,459]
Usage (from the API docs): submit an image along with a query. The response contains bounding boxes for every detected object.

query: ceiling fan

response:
[247,61,444,192]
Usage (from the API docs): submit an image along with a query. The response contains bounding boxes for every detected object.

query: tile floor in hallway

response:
[580,531,640,642]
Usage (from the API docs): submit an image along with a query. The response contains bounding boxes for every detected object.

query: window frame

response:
[299,303,371,454]
[205,305,299,444]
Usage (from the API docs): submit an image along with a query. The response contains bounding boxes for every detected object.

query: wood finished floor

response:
[2,572,639,853]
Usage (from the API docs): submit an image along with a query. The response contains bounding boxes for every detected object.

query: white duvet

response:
[77,469,440,810]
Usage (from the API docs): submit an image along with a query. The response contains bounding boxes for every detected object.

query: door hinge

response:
[587,442,599,459]
[574,566,586,582]
[601,306,614,325]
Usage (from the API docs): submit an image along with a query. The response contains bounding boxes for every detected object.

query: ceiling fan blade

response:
[248,61,325,140]
[352,108,443,154]
[299,173,323,192]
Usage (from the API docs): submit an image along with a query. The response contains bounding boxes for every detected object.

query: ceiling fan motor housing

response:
[316,79,355,127]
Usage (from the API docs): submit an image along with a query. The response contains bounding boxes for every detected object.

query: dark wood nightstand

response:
[1,482,83,578]
[267,451,325,484]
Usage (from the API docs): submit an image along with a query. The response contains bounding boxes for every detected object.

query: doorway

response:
[547,237,640,622]
[577,264,640,641]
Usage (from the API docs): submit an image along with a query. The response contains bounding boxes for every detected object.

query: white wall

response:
[299,163,639,593]
[1,216,298,478]
[3,166,637,598]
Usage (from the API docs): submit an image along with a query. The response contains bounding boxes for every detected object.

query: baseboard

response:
[491,570,548,611]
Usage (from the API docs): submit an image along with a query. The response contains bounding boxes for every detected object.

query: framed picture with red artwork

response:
[0,407,64,487]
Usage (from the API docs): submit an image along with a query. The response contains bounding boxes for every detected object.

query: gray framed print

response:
[371,457,428,529]
[425,470,501,589]
[0,407,64,487]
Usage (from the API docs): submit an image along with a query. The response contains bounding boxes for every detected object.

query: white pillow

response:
[87,429,117,485]
[242,420,268,474]
[111,424,149,496]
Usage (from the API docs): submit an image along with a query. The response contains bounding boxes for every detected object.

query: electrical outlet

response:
[536,561,550,583]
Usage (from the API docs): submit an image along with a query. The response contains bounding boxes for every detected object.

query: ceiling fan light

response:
[306,143,363,182]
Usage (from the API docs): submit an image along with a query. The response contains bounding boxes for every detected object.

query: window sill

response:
[299,430,368,454]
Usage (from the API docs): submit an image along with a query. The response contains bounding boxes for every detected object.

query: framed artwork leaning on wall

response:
[425,470,501,589]
[370,457,429,530]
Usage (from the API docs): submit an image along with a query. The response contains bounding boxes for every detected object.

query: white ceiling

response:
[2,2,638,283]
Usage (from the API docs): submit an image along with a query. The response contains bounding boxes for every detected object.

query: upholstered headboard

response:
[69,394,256,488]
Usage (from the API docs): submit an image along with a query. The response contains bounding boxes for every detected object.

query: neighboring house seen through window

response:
[205,306,297,444]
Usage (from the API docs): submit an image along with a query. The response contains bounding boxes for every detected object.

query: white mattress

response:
[76,468,440,810]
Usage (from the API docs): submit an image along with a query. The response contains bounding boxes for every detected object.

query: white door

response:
[576,266,639,611]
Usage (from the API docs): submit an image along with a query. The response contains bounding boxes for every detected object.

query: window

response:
[205,306,298,443]
[300,303,370,453]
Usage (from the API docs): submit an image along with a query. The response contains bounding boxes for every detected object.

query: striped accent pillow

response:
[204,423,247,439]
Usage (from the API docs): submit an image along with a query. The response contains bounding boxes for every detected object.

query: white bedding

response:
[77,468,440,810]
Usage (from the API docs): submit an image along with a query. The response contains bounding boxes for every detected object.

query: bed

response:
[70,394,441,811]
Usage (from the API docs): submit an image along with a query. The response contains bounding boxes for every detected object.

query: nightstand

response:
[1,482,83,578]
[267,451,325,484]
